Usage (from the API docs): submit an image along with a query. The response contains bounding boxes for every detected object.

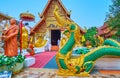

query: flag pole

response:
[19,21,23,53]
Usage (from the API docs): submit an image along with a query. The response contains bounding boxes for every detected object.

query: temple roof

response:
[40,0,70,18]
[30,0,85,35]
[97,22,116,37]
[30,18,45,35]
[0,12,12,20]
[98,23,108,30]
[97,23,109,35]
[31,17,85,35]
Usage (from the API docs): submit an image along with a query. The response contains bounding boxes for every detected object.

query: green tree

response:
[107,0,120,39]
[109,0,120,17]
[84,27,98,47]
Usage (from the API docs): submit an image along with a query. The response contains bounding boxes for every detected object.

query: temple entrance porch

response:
[51,29,61,51]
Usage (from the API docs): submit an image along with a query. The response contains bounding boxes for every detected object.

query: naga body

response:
[54,6,120,76]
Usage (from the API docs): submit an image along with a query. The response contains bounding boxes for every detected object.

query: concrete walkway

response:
[13,68,120,78]
[94,57,120,70]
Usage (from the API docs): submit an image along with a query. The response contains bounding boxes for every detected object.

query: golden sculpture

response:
[54,5,71,27]
[54,5,91,76]
[22,26,28,49]
[54,5,120,77]
[59,30,70,48]
[35,36,47,48]
[96,35,104,46]
[53,5,82,46]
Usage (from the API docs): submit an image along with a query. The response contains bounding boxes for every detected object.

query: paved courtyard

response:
[13,57,120,78]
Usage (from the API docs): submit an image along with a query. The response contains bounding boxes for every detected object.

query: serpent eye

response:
[69,63,73,66]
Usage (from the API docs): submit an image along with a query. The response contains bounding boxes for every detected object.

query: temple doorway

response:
[51,30,61,46]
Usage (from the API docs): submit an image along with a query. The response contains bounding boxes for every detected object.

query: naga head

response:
[54,5,59,12]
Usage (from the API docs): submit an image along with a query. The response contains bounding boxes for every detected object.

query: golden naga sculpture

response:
[54,6,71,27]
[59,30,70,49]
[54,6,84,76]
[54,6,120,77]
[96,35,104,46]
[35,36,47,48]
[22,26,28,49]
[53,5,82,47]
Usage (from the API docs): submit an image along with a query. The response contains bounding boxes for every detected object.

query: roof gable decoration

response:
[40,0,70,18]
[30,0,85,35]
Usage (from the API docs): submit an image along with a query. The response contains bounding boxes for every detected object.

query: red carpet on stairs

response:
[30,51,56,68]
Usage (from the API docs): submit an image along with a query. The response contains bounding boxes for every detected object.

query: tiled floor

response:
[13,57,120,78]
[13,68,120,78]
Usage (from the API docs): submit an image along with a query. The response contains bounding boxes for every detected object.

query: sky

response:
[0,0,112,29]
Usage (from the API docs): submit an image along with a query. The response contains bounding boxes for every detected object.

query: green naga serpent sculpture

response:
[54,6,120,76]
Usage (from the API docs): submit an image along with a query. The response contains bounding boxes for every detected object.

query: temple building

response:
[0,12,11,52]
[30,0,84,50]
[0,12,11,39]
[0,13,11,22]
[97,23,118,38]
